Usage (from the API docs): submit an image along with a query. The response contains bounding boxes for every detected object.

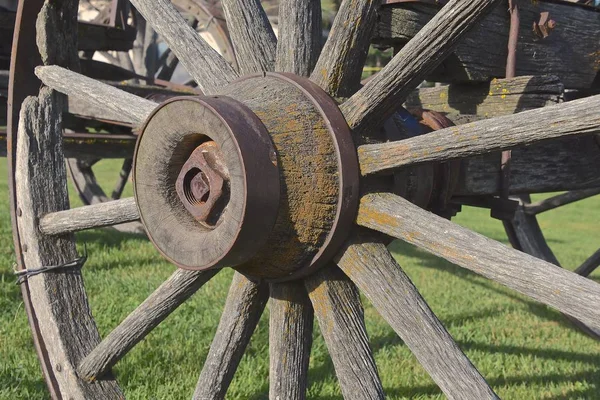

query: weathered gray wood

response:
[304,265,384,400]
[275,0,322,76]
[35,65,157,125]
[576,248,600,277]
[131,10,159,79]
[358,94,600,175]
[129,0,238,94]
[337,239,498,400]
[193,272,268,399]
[340,0,501,132]
[357,192,600,331]
[310,0,379,97]
[405,75,563,119]
[221,0,277,74]
[39,197,140,236]
[16,88,123,398]
[77,268,218,381]
[455,135,600,196]
[374,1,600,89]
[269,282,313,400]
[524,188,600,215]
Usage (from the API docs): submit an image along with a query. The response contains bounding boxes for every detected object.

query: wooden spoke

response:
[357,193,600,331]
[575,248,600,277]
[77,269,218,381]
[523,188,600,215]
[337,239,498,399]
[35,65,157,126]
[129,0,238,94]
[221,0,277,74]
[304,265,384,400]
[156,48,179,81]
[358,94,600,175]
[193,273,268,400]
[269,282,313,400]
[340,0,501,132]
[310,0,379,97]
[111,158,133,200]
[275,0,322,76]
[38,197,139,236]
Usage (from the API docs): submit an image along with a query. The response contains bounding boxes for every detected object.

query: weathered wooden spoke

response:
[523,188,600,215]
[337,239,498,399]
[39,197,139,236]
[128,0,238,94]
[340,0,501,132]
[35,65,156,126]
[269,282,314,400]
[221,0,276,74]
[305,265,384,400]
[193,273,268,399]
[77,269,218,381]
[358,95,600,175]
[276,0,322,76]
[310,0,379,96]
[357,193,600,331]
[575,248,600,277]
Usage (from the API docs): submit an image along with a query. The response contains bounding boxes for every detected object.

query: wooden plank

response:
[405,75,563,118]
[221,0,277,74]
[310,0,380,97]
[39,197,139,236]
[275,0,322,76]
[269,281,313,400]
[35,65,157,125]
[358,94,600,175]
[337,239,498,399]
[129,0,238,94]
[374,1,600,89]
[356,192,600,332]
[305,265,385,400]
[455,135,600,196]
[16,88,123,397]
[341,0,501,133]
[78,268,218,381]
[193,273,268,399]
[77,21,137,52]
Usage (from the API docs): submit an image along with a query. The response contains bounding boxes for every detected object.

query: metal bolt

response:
[176,141,229,228]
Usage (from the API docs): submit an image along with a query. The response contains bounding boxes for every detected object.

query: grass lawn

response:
[1,159,599,399]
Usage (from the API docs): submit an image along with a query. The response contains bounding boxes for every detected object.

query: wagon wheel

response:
[66,0,236,235]
[10,0,600,399]
[504,189,600,338]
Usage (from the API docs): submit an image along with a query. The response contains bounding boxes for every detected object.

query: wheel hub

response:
[134,73,360,280]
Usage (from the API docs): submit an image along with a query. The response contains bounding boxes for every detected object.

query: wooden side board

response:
[374,1,600,89]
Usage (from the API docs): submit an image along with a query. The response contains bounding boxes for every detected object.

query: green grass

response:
[1,159,599,399]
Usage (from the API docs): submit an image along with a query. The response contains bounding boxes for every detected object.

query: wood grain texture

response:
[374,1,600,89]
[455,135,600,196]
[269,281,313,400]
[304,265,384,400]
[193,272,268,400]
[359,94,600,175]
[16,88,123,398]
[357,192,600,332]
[77,268,218,381]
[405,75,563,119]
[524,188,600,215]
[35,65,157,125]
[340,0,501,132]
[39,197,140,236]
[129,0,238,94]
[275,0,322,76]
[337,238,498,399]
[221,0,277,74]
[310,0,379,97]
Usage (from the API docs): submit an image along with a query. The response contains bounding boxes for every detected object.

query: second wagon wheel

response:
[66,0,236,235]
[10,0,600,398]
